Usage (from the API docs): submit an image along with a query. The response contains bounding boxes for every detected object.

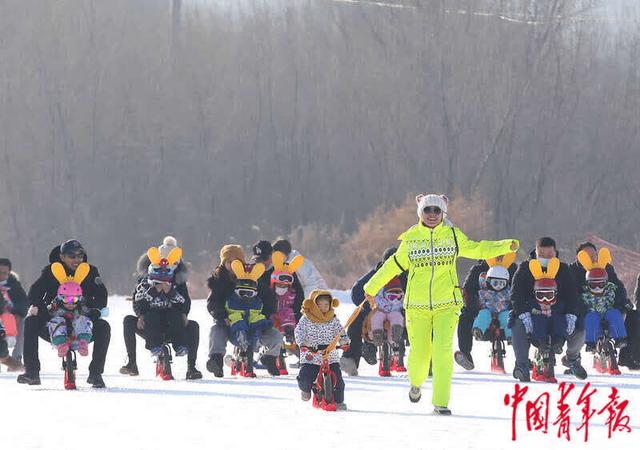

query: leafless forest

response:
[1,0,639,294]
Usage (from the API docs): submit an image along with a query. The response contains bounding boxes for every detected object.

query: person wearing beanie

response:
[342,248,407,376]
[17,240,110,388]
[363,193,519,415]
[273,239,328,298]
[295,290,349,410]
[121,236,202,380]
[454,255,518,371]
[206,244,283,377]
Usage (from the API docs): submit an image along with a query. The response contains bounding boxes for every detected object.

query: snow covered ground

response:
[3,292,639,450]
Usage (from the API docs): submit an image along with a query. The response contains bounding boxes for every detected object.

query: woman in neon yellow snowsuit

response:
[364,194,519,415]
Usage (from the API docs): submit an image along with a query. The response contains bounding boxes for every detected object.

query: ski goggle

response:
[59,295,82,305]
[422,206,442,215]
[236,288,257,298]
[488,278,508,291]
[272,273,294,285]
[384,290,404,302]
[587,280,606,291]
[535,290,557,305]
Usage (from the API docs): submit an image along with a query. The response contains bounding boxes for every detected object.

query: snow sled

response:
[312,359,338,411]
[225,344,256,378]
[57,315,79,390]
[591,318,622,376]
[472,312,508,374]
[155,341,174,381]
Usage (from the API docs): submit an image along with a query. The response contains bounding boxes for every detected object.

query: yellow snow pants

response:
[406,307,460,407]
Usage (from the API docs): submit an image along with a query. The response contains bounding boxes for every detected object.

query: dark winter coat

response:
[511,251,578,317]
[28,246,108,323]
[264,267,305,322]
[133,278,188,316]
[0,273,29,317]
[569,261,629,315]
[206,265,276,321]
[462,261,518,314]
[135,253,192,314]
[635,273,640,307]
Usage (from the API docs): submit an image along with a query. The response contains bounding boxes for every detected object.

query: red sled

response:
[313,360,337,412]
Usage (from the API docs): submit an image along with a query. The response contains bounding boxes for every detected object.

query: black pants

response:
[123,314,199,366]
[297,363,345,404]
[141,310,188,352]
[23,315,110,375]
[457,306,478,354]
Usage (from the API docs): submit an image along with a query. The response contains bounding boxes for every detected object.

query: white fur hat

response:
[159,235,178,258]
[416,194,448,218]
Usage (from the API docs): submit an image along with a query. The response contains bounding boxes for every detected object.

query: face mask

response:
[275,286,289,296]
[538,257,550,268]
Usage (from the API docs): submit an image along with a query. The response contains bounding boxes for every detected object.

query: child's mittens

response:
[339,335,350,347]
[566,314,577,335]
[518,312,532,334]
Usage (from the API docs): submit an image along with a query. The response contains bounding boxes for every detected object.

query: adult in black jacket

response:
[17,240,110,387]
[454,259,517,370]
[205,244,282,377]
[119,239,202,379]
[0,258,28,367]
[510,237,582,382]
[619,274,640,369]
[341,248,407,376]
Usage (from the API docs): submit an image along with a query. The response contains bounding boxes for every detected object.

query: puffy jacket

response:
[0,273,28,317]
[569,261,629,314]
[289,250,328,298]
[364,221,517,311]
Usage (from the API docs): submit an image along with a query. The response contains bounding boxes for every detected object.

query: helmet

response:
[585,267,608,295]
[486,265,510,292]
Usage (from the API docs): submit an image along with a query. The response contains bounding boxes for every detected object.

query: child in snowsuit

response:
[295,290,349,410]
[226,260,272,351]
[47,262,93,357]
[269,251,305,345]
[577,248,628,351]
[133,247,188,357]
[471,253,516,341]
[368,277,405,346]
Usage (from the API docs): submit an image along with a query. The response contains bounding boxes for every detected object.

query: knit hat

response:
[252,240,273,263]
[220,244,245,266]
[159,236,178,258]
[416,194,448,218]
[302,289,340,323]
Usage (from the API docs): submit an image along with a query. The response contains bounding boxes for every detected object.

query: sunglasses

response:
[535,290,557,304]
[236,289,257,298]
[423,206,442,215]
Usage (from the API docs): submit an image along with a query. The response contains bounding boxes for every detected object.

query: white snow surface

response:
[3,291,639,449]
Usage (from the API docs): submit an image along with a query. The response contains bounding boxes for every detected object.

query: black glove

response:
[87,308,101,321]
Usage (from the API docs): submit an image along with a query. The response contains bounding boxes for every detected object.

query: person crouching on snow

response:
[133,246,188,357]
[295,290,349,411]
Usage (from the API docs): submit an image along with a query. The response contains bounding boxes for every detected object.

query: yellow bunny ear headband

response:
[486,252,517,269]
[51,262,91,285]
[231,260,265,281]
[147,246,182,267]
[577,247,611,271]
[271,251,305,287]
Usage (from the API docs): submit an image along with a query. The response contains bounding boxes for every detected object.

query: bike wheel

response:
[323,373,334,404]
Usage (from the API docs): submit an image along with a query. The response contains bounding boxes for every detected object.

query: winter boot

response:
[513,365,530,382]
[0,356,23,372]
[186,365,203,380]
[56,342,70,358]
[561,356,587,380]
[301,390,311,401]
[454,350,475,371]
[615,338,628,349]
[340,356,358,376]
[87,373,106,388]
[77,340,89,357]
[362,341,378,365]
[260,355,281,376]
[391,324,404,346]
[409,386,422,403]
[119,360,139,376]
[150,346,163,357]
[371,329,385,346]
[17,371,41,385]
[335,403,348,411]
[206,353,224,378]
[174,345,188,357]
[434,405,452,415]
